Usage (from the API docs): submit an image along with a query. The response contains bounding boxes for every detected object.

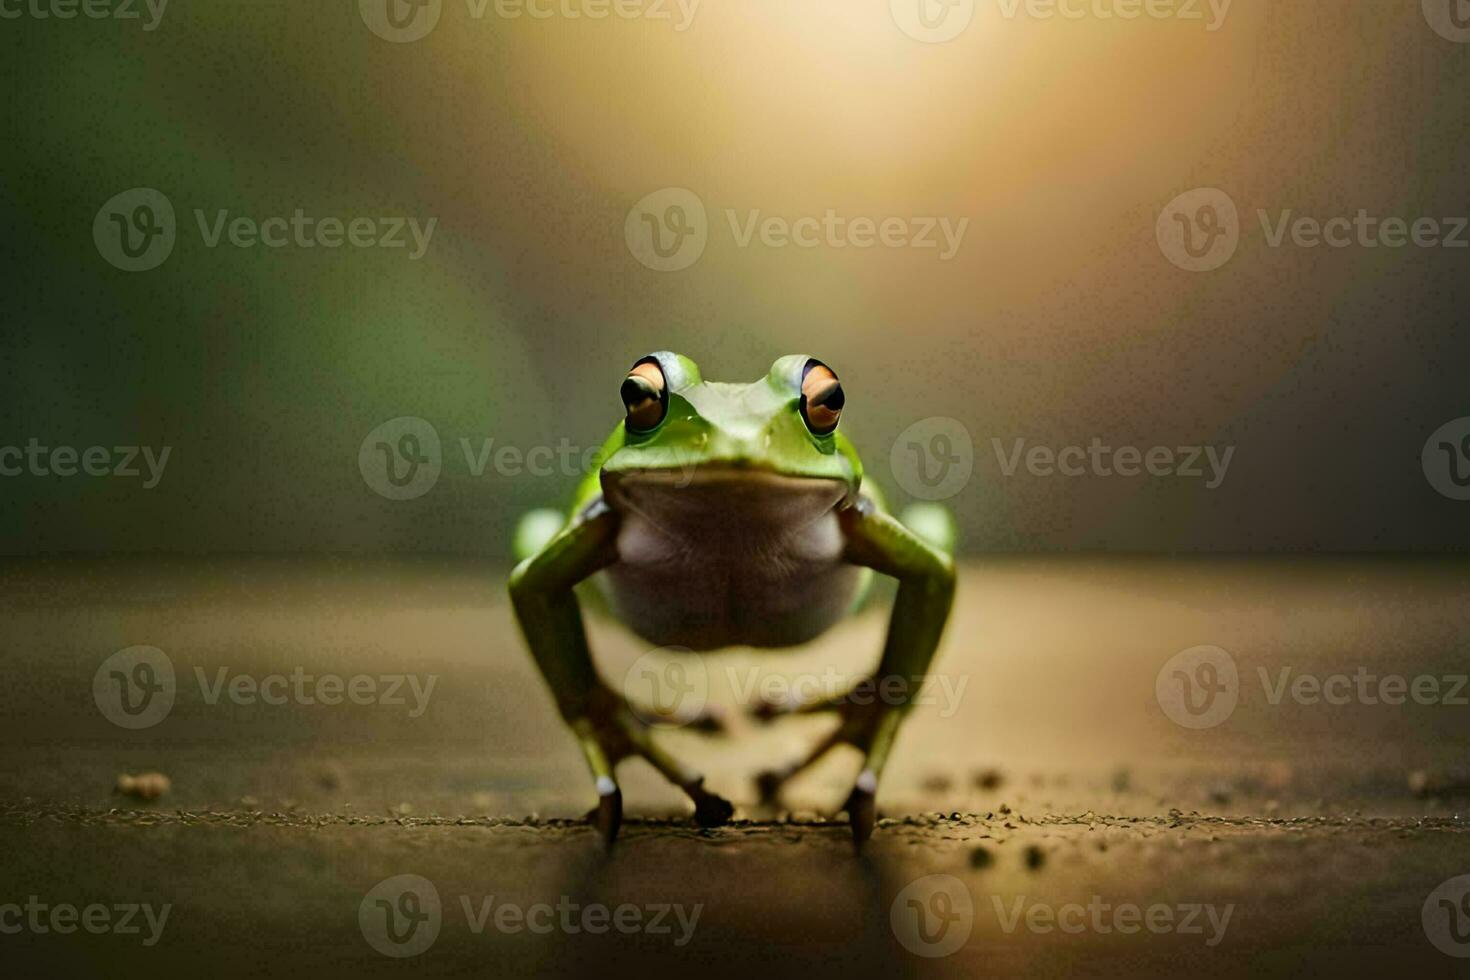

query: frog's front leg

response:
[756,499,956,848]
[508,500,734,848]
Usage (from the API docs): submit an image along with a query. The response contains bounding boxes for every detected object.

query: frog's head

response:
[598,351,863,502]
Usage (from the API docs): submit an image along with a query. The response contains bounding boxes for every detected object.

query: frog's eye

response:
[621,356,669,433]
[799,359,844,436]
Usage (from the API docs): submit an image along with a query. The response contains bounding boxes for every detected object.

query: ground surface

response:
[2,556,1469,977]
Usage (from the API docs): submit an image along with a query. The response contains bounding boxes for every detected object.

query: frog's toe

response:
[640,701,729,735]
[754,768,787,804]
[844,770,878,850]
[593,776,623,849]
[683,703,729,735]
[689,780,735,828]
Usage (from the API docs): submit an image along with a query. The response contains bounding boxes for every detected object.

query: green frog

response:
[509,352,956,848]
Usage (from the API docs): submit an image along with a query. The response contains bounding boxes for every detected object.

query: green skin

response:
[508,352,956,848]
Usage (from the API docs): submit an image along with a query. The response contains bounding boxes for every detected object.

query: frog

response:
[508,351,956,849]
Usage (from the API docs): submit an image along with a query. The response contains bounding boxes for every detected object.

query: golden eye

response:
[621,357,668,433]
[800,359,844,435]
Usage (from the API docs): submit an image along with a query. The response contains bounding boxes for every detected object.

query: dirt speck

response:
[974,769,1004,791]
[921,774,954,793]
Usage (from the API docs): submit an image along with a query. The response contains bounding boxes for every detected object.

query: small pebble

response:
[115,772,170,801]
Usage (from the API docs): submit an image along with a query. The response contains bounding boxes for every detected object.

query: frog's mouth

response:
[602,466,852,524]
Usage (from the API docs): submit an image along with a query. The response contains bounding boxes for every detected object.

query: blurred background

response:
[2,0,1468,555]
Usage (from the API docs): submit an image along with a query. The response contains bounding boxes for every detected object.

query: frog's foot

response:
[635,701,729,736]
[750,687,839,723]
[754,696,906,850]
[571,688,734,849]
[749,674,891,724]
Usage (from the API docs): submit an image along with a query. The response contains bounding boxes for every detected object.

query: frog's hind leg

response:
[756,499,956,849]
[510,503,734,849]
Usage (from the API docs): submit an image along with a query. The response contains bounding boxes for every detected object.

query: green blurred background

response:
[2,0,1467,554]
